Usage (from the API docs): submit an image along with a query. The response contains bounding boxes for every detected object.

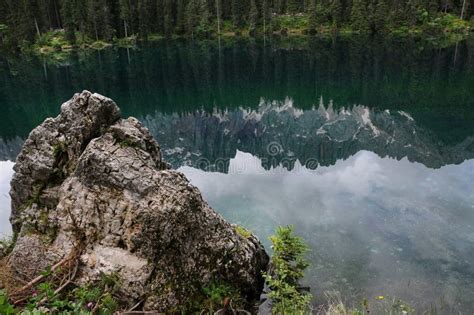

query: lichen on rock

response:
[4,91,269,312]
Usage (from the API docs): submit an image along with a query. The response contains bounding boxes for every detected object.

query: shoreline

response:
[1,12,471,58]
[4,28,471,66]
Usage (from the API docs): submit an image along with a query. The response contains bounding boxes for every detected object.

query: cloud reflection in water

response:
[181,150,474,311]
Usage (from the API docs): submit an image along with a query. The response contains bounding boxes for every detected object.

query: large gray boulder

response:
[6,91,268,312]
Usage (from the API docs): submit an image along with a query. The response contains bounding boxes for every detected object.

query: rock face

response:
[6,91,268,311]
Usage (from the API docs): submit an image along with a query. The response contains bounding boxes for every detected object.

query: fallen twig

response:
[12,255,71,302]
[128,299,144,312]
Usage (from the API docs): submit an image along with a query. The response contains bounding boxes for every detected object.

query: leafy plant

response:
[0,290,16,314]
[202,282,242,313]
[263,225,312,314]
[21,271,120,314]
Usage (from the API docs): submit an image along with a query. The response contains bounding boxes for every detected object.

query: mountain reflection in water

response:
[143,99,474,171]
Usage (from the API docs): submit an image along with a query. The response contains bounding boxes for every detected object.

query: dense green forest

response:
[0,0,473,50]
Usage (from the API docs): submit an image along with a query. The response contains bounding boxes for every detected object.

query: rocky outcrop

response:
[5,91,268,312]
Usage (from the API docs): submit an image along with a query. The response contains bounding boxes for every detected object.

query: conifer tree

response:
[249,0,258,34]
[287,0,301,13]
[156,0,165,34]
[262,0,271,33]
[61,0,76,42]
[16,0,38,42]
[331,0,343,28]
[198,0,211,35]
[407,0,422,25]
[351,0,369,32]
[176,0,186,34]
[163,0,173,37]
[185,0,200,35]
[119,0,131,37]
[87,0,100,40]
[274,0,285,14]
[389,0,408,27]
[308,0,318,33]
[216,0,222,34]
[232,0,245,29]
[73,0,88,43]
[0,0,472,48]
[315,1,329,25]
[373,0,389,32]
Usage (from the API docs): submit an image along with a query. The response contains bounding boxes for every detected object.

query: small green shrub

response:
[263,225,312,314]
[201,282,243,313]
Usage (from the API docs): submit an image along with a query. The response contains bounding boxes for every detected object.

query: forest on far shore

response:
[0,0,473,51]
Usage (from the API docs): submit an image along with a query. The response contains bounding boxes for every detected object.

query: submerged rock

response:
[5,91,268,311]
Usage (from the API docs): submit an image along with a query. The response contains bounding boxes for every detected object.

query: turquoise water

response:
[1,36,474,312]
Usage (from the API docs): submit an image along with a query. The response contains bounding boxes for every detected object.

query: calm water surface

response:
[1,36,474,312]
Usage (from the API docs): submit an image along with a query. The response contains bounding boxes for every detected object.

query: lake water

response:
[1,36,474,312]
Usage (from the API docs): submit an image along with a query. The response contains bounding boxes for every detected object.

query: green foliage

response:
[315,2,330,25]
[235,225,252,238]
[331,0,343,28]
[308,0,318,32]
[232,0,246,30]
[0,23,9,42]
[0,236,14,257]
[185,0,212,37]
[89,41,112,50]
[249,0,259,34]
[262,0,272,33]
[52,141,67,158]
[272,15,309,32]
[287,0,302,14]
[201,282,243,313]
[350,0,369,32]
[34,30,70,52]
[373,0,389,32]
[17,271,121,314]
[22,182,46,210]
[1,0,472,50]
[0,290,16,314]
[263,225,312,314]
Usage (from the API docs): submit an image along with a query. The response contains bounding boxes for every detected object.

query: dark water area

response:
[1,36,474,312]
[1,36,474,148]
